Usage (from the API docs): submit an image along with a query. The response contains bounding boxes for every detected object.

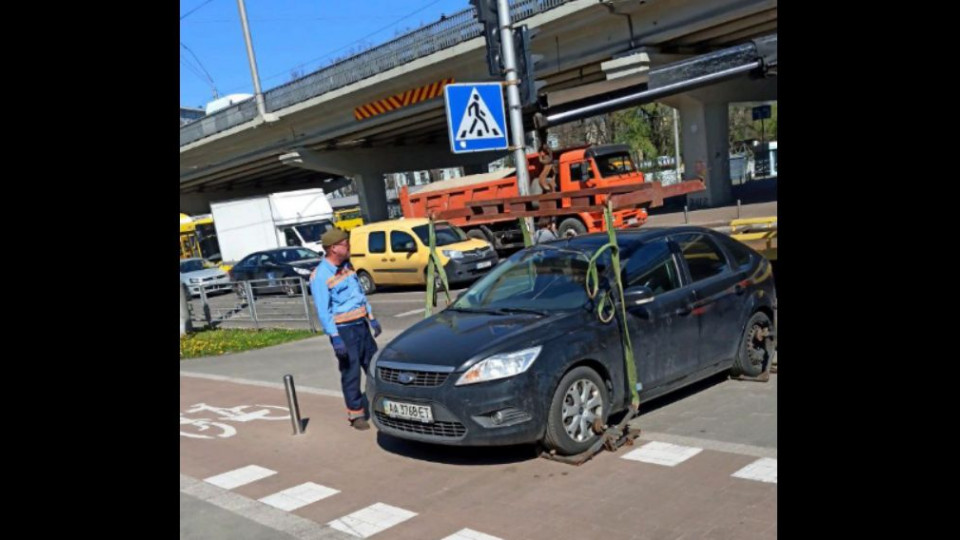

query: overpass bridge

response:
[180,0,777,219]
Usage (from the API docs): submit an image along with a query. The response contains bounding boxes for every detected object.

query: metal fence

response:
[186,277,319,331]
[180,0,571,147]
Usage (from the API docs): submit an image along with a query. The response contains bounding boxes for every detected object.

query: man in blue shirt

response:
[310,228,383,430]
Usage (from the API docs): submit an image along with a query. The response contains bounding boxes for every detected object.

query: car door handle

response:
[381,258,388,262]
[389,258,396,262]
[675,302,694,316]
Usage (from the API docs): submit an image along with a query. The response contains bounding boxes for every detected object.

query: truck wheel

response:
[357,270,376,295]
[467,229,490,244]
[543,366,608,456]
[558,218,587,238]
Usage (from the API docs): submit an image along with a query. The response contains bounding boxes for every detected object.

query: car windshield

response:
[451,248,591,311]
[412,223,467,247]
[595,151,638,177]
[295,221,334,243]
[180,260,204,273]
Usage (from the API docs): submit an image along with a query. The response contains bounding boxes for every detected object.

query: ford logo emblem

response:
[398,372,417,385]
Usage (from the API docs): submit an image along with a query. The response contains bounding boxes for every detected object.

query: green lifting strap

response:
[519,217,533,248]
[583,203,640,408]
[425,217,452,318]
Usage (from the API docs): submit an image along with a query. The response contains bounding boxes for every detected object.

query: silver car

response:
[180,258,231,297]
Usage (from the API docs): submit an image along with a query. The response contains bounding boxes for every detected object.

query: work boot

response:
[350,417,370,431]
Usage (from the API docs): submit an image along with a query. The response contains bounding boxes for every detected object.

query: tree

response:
[729,102,777,145]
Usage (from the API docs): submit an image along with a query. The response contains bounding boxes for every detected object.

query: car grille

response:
[378,367,449,387]
[374,412,466,438]
[461,247,494,261]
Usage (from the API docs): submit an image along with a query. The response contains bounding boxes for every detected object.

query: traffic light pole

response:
[497,0,530,198]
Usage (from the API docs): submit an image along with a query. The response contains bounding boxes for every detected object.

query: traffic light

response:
[513,25,545,108]
[470,0,503,77]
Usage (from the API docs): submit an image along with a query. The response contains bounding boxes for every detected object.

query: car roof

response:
[552,225,719,254]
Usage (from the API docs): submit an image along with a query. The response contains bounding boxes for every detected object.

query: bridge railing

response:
[180,0,571,147]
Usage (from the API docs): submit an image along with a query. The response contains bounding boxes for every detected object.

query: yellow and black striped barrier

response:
[354,78,455,121]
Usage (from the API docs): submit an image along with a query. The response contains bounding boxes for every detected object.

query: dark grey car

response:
[367,227,777,455]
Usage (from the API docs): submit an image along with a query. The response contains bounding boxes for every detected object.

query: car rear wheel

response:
[283,282,301,297]
[732,312,775,377]
[235,282,255,301]
[357,270,375,295]
[543,366,608,456]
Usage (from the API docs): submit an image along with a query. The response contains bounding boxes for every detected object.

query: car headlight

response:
[189,278,201,283]
[442,249,464,259]
[455,346,542,386]
[293,267,312,276]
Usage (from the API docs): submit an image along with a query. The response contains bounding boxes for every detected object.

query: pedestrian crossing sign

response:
[444,82,509,154]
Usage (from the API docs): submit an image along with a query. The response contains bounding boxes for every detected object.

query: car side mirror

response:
[624,286,655,305]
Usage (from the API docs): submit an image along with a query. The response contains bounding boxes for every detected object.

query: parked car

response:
[367,226,777,455]
[179,258,231,297]
[228,247,323,299]
[349,218,498,294]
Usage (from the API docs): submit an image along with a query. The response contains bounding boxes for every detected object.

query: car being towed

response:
[366,226,777,455]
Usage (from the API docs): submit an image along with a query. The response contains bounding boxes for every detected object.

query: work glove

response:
[369,319,382,338]
[330,335,348,359]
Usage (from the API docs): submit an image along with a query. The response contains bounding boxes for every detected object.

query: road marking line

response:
[259,482,340,511]
[732,457,777,483]
[327,502,417,538]
[204,465,276,489]
[621,441,703,467]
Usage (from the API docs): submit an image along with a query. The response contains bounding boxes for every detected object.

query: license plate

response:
[383,399,434,423]
[476,261,492,269]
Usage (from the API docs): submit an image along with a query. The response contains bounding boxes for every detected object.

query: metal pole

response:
[497,0,529,197]
[283,375,304,435]
[200,285,213,327]
[737,199,742,219]
[543,62,760,127]
[298,278,314,331]
[236,0,268,119]
[246,281,260,330]
[672,108,682,184]
[496,0,534,235]
[684,205,689,224]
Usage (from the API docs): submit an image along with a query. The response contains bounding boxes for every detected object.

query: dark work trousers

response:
[336,320,378,418]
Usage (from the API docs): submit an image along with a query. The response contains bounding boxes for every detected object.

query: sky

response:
[179,0,476,109]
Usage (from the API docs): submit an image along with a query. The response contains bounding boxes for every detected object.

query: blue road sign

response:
[444,82,509,153]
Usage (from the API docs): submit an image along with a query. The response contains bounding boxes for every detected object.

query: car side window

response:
[390,231,416,253]
[257,253,275,266]
[673,233,730,283]
[623,240,681,294]
[369,232,386,254]
[717,235,755,268]
[238,255,257,268]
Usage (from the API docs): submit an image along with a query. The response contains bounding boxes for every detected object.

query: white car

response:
[180,258,231,297]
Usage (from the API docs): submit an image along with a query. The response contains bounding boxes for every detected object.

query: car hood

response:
[379,308,587,369]
[180,268,226,280]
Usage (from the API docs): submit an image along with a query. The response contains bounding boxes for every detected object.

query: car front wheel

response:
[543,366,608,456]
